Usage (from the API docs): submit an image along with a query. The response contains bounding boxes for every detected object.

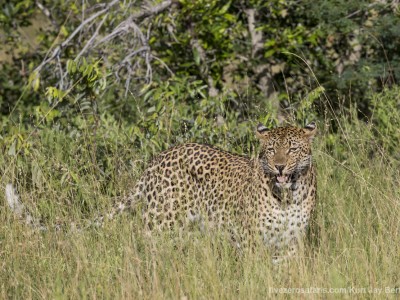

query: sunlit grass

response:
[1,112,399,298]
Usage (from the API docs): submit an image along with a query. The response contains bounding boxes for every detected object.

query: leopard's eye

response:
[289,147,299,152]
[267,147,275,153]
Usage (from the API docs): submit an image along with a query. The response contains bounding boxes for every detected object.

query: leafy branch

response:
[34,0,173,93]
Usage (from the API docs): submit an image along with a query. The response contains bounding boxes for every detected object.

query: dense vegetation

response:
[1,0,399,298]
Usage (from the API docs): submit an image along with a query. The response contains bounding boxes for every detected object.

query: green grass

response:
[1,115,399,299]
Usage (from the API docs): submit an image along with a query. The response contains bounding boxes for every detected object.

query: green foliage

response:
[153,0,242,76]
[370,86,400,156]
[1,0,400,130]
[137,78,255,152]
[0,0,36,31]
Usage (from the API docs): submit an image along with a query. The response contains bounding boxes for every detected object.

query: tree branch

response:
[75,13,109,61]
[34,0,119,73]
[245,9,263,58]
[189,23,218,97]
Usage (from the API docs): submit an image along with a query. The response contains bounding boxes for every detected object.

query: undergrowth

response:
[1,101,399,298]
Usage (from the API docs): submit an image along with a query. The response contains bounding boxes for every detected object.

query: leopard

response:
[101,121,318,261]
[5,122,317,262]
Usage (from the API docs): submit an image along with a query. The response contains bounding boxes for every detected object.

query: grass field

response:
[1,114,399,299]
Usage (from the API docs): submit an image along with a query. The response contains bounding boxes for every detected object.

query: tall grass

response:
[1,109,399,299]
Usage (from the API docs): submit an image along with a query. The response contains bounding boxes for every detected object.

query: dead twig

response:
[34,0,120,74]
[35,0,174,94]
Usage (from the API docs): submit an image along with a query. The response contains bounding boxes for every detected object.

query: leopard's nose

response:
[275,165,285,175]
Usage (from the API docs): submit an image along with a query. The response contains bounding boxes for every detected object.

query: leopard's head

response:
[256,122,317,188]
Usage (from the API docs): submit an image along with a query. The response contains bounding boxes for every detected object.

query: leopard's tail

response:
[93,186,142,226]
[5,183,47,231]
[5,183,141,231]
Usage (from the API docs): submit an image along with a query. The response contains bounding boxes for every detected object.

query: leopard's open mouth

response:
[275,174,293,184]
[276,175,288,183]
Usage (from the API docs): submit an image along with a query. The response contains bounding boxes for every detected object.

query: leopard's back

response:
[133,143,256,230]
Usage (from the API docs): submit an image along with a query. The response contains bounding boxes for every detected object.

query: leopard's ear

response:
[256,123,269,139]
[303,121,317,141]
